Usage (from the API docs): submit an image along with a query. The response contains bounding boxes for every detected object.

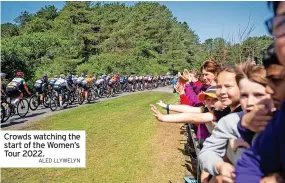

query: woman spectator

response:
[184,59,221,107]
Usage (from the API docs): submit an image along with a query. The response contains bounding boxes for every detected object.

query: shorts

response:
[6,87,21,98]
[78,82,83,88]
[108,82,113,88]
[34,83,44,94]
[83,84,89,91]
[54,85,65,96]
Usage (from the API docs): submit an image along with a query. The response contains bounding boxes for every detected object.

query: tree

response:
[2,2,273,82]
[1,23,19,37]
[36,5,58,20]
[14,10,33,26]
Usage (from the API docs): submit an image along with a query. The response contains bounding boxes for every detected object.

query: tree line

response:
[1,2,274,82]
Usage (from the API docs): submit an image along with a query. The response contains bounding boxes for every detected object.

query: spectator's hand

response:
[178,72,182,77]
[175,83,185,94]
[156,100,166,109]
[229,138,250,152]
[216,162,235,183]
[260,173,285,183]
[178,76,188,84]
[150,104,165,122]
[183,69,191,82]
[201,170,211,183]
[214,101,226,110]
[241,104,273,133]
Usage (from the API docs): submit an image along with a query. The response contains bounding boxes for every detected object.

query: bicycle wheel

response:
[50,95,58,111]
[17,98,29,117]
[106,88,111,98]
[29,95,39,111]
[78,91,85,105]
[1,103,11,123]
[87,91,93,103]
[1,104,4,122]
[68,92,75,105]
[62,93,69,108]
[97,88,103,98]
[43,94,51,108]
[111,88,115,97]
[93,89,99,100]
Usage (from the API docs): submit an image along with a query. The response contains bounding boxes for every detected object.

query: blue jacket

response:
[238,110,279,145]
[235,101,285,183]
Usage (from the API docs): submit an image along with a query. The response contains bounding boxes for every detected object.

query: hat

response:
[198,86,217,102]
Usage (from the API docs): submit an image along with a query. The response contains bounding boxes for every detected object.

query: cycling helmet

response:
[67,74,72,79]
[16,72,24,77]
[0,73,7,78]
[42,74,48,81]
[81,73,85,77]
[60,74,65,79]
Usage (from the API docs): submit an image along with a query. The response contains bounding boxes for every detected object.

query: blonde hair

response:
[235,61,267,87]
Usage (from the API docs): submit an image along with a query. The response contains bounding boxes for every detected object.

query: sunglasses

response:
[265,14,285,38]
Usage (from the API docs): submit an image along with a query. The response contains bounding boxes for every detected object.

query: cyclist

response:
[1,73,7,101]
[66,74,75,89]
[54,74,70,109]
[71,75,78,86]
[49,75,58,89]
[6,72,31,105]
[82,74,93,103]
[92,74,97,84]
[34,74,49,106]
[77,73,85,87]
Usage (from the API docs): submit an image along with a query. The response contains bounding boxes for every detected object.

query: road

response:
[1,86,175,129]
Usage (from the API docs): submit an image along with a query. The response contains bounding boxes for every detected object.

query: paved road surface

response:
[1,86,175,129]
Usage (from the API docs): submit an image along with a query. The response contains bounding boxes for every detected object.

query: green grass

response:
[1,91,179,183]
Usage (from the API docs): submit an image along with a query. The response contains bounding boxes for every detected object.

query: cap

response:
[198,86,217,102]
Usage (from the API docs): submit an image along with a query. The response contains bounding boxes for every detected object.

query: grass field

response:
[1,91,185,183]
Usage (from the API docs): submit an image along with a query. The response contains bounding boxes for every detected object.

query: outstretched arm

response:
[150,104,213,124]
[156,100,201,113]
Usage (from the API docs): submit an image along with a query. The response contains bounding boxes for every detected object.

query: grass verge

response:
[1,91,184,183]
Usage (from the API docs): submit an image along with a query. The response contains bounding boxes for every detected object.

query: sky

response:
[1,1,274,43]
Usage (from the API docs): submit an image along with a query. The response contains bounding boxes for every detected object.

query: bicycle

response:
[29,90,51,111]
[49,89,69,111]
[1,97,29,122]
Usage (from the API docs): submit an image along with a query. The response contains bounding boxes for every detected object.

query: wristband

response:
[166,104,170,114]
